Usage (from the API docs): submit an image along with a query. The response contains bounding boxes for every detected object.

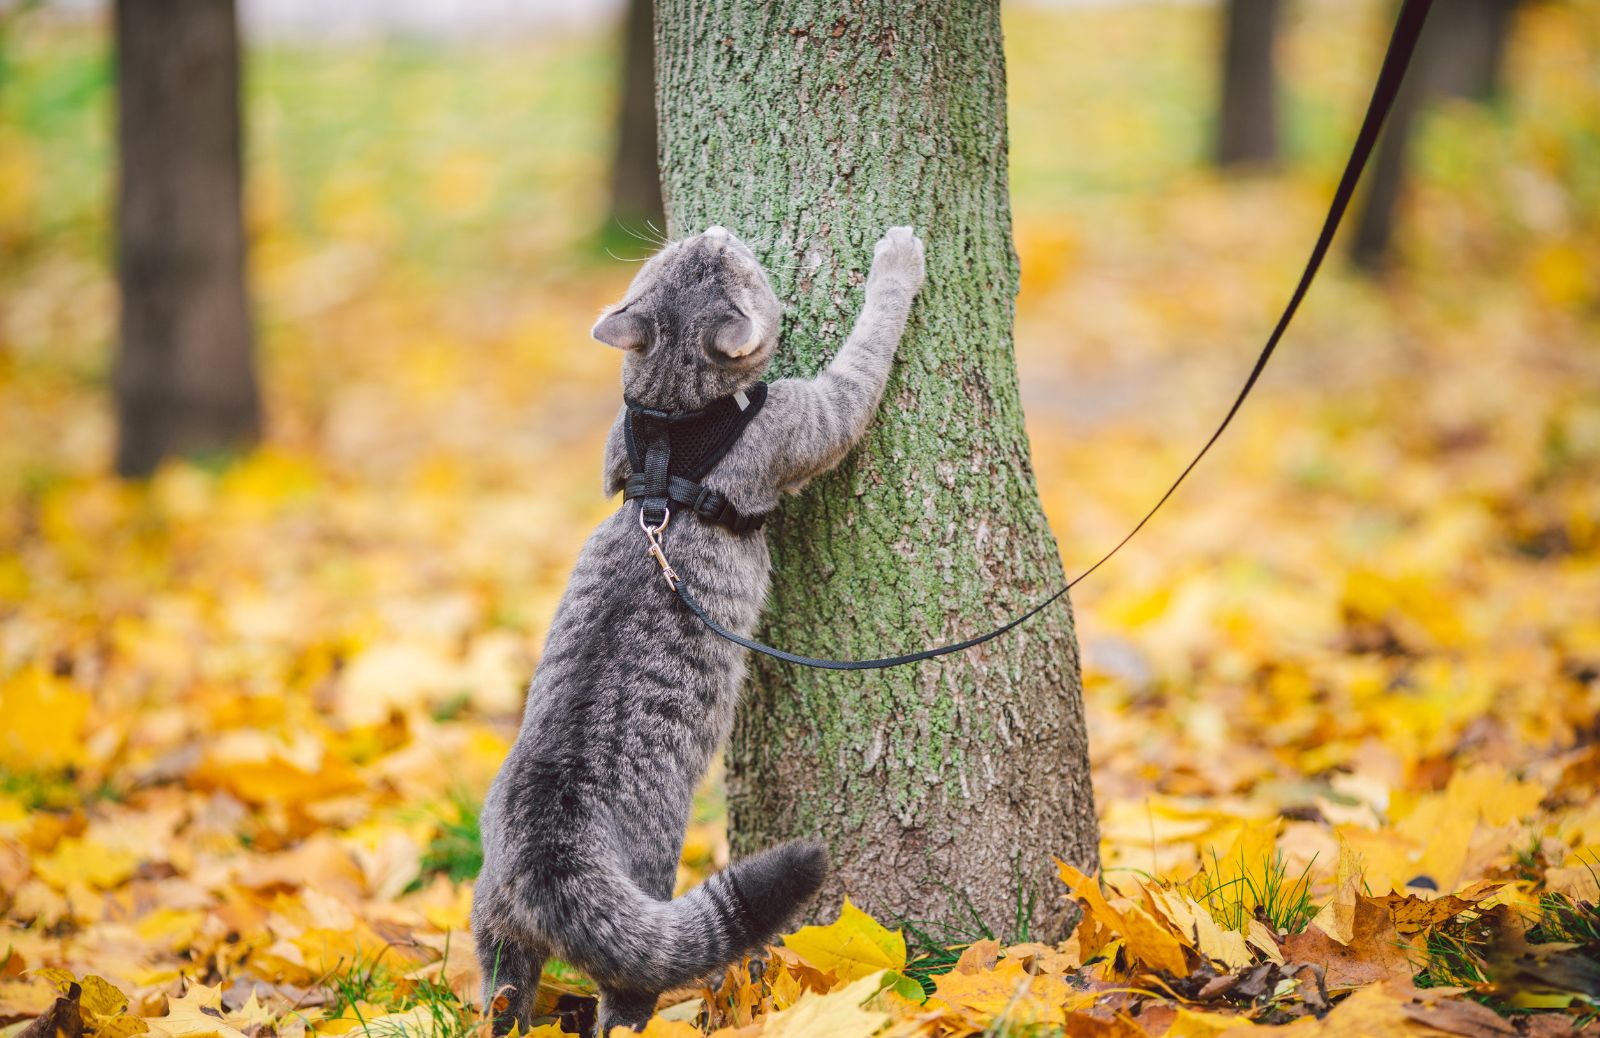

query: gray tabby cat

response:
[471,224,926,1037]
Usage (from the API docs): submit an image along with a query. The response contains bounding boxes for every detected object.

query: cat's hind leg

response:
[475,927,546,1036]
[596,986,660,1038]
[470,882,547,1036]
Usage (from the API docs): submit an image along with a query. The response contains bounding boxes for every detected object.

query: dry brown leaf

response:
[1004,940,1082,974]
[950,940,1000,974]
[1397,998,1520,1038]
[15,988,83,1038]
[1544,864,1600,902]
[1373,891,1492,938]
[1281,897,1414,990]
[1062,1010,1150,1037]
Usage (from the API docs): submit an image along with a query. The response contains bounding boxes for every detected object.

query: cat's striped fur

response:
[471,225,925,1036]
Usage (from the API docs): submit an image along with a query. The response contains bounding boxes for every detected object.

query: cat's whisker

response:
[615,220,669,247]
[604,246,654,264]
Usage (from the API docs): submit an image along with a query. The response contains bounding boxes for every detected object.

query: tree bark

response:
[656,1,1099,940]
[1216,0,1283,168]
[1425,0,1520,103]
[608,0,665,236]
[114,0,260,478]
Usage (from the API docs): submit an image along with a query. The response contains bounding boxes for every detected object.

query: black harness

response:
[623,382,769,535]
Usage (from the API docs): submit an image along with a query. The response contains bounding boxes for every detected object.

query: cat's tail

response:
[522,840,827,993]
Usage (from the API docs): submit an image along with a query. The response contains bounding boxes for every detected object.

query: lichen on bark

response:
[655,0,1099,938]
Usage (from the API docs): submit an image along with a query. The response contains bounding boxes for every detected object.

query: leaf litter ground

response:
[2,3,1599,1036]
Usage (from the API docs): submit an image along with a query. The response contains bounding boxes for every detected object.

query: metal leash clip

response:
[639,507,679,590]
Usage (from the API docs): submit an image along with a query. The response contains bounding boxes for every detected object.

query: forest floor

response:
[3,2,1600,1036]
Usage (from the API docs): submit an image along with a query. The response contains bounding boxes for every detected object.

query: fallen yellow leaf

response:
[929,956,1070,1031]
[1309,838,1363,945]
[761,970,890,1038]
[0,667,90,772]
[30,837,139,892]
[152,984,251,1038]
[782,898,906,982]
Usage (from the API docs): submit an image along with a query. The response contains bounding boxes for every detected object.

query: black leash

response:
[669,0,1433,672]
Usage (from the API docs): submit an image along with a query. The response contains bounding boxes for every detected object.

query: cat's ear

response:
[592,309,648,351]
[710,314,757,360]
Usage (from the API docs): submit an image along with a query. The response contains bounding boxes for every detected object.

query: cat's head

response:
[592,225,782,410]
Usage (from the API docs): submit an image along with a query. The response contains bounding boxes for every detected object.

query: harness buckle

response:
[639,507,679,590]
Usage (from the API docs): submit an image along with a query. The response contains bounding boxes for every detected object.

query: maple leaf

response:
[1166,1007,1260,1037]
[1146,888,1252,970]
[1004,939,1083,974]
[96,1014,153,1038]
[1373,886,1498,939]
[1058,861,1192,977]
[1061,1011,1152,1037]
[1282,898,1416,990]
[29,837,138,892]
[759,971,890,1038]
[0,667,91,772]
[929,957,1070,1031]
[76,975,130,1019]
[781,899,906,983]
[151,984,251,1038]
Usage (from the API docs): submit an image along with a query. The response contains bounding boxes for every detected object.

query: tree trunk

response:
[1426,0,1520,103]
[1216,0,1283,168]
[1348,49,1423,272]
[607,0,664,236]
[114,0,259,478]
[656,1,1099,940]
[1350,0,1521,271]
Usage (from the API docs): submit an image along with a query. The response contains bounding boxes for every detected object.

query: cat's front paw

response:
[867,226,926,300]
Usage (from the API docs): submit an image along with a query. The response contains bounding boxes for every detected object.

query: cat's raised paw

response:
[868,226,926,297]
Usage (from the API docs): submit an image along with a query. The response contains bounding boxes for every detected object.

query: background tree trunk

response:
[1350,0,1521,270]
[607,0,664,236]
[656,1,1099,940]
[114,0,259,478]
[1216,0,1283,168]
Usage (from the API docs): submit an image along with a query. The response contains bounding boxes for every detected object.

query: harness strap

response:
[665,0,1434,671]
[638,437,672,529]
[624,472,768,534]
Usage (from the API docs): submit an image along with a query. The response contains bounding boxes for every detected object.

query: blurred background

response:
[0,0,1597,1012]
